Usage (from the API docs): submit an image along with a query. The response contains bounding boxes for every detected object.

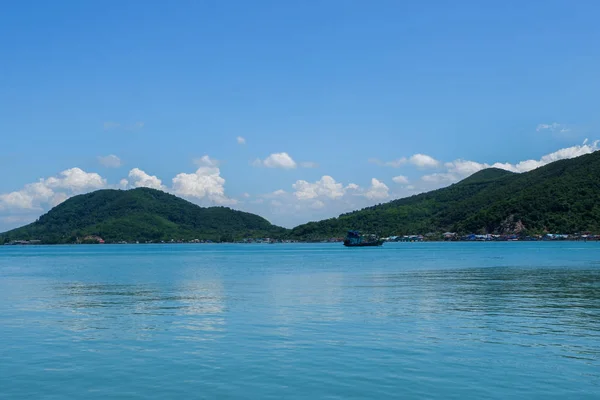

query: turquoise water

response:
[1,243,600,399]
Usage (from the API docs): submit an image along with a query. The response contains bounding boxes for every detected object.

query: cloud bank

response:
[421,139,599,184]
[0,168,106,211]
[1,140,598,230]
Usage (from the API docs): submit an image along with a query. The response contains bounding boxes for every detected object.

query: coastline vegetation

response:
[288,151,600,240]
[2,151,600,244]
[0,188,286,244]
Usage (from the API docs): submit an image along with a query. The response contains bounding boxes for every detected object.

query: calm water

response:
[1,242,600,399]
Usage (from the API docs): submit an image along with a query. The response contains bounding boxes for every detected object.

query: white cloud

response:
[409,154,440,168]
[25,182,55,202]
[245,141,599,227]
[445,159,488,176]
[265,153,296,169]
[261,189,288,199]
[98,154,122,168]
[242,192,250,198]
[293,176,345,200]
[237,136,246,145]
[194,155,220,167]
[421,173,456,184]
[0,157,241,226]
[423,159,490,183]
[363,178,390,200]
[272,175,390,207]
[0,160,243,229]
[254,152,297,169]
[50,193,69,207]
[491,139,599,173]
[46,168,107,192]
[243,175,401,227]
[297,176,390,200]
[370,154,439,168]
[128,168,164,190]
[387,158,408,167]
[0,168,107,211]
[392,175,409,184]
[0,191,34,210]
[369,158,407,167]
[537,122,570,133]
[421,139,600,184]
[3,141,598,231]
[171,166,236,205]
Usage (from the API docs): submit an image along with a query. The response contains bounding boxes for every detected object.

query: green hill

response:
[289,151,600,239]
[0,188,286,244]
[3,151,600,243]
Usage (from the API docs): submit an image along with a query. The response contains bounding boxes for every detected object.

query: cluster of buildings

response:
[377,232,600,242]
[80,235,105,244]
[5,233,600,245]
[384,235,424,242]
[3,240,41,245]
[544,233,599,241]
[99,238,299,244]
[318,232,600,243]
[238,238,298,244]
[441,232,600,241]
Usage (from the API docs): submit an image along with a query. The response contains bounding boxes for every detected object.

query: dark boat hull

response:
[343,240,383,247]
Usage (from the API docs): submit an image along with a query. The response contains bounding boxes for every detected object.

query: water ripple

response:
[1,243,600,398]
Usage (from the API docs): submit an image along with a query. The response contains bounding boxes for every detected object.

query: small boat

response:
[343,231,384,247]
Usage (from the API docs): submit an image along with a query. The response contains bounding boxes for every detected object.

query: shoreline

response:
[3,238,600,246]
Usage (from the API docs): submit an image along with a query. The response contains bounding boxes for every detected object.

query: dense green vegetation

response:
[2,151,600,244]
[0,188,286,244]
[289,151,600,239]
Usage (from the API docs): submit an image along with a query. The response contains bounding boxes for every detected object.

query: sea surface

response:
[1,242,600,399]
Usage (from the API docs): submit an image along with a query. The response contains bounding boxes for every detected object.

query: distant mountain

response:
[289,151,600,239]
[3,152,600,244]
[0,188,286,244]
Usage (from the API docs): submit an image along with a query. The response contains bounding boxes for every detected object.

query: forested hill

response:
[3,151,600,244]
[290,151,600,239]
[0,188,286,244]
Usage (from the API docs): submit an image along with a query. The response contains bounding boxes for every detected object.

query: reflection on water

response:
[363,268,600,360]
[1,243,600,399]
[369,267,600,312]
[47,279,226,340]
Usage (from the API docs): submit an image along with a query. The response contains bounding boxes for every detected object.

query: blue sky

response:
[1,0,600,229]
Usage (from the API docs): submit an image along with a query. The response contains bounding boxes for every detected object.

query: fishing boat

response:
[343,231,384,247]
